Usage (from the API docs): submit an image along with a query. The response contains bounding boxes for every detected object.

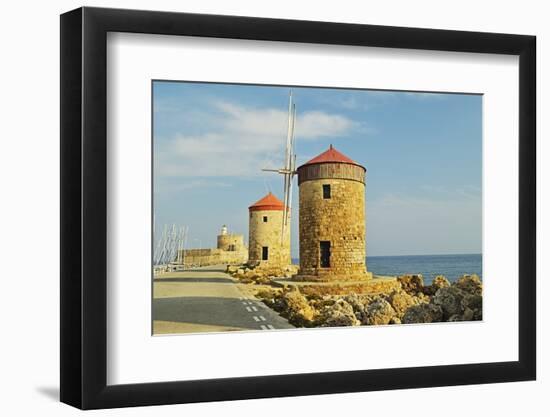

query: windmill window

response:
[323,184,331,199]
[263,216,268,222]
[320,241,331,268]
[262,246,269,260]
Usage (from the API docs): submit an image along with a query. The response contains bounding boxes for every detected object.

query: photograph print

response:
[152,81,483,335]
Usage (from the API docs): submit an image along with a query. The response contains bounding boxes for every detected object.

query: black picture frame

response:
[60,6,536,410]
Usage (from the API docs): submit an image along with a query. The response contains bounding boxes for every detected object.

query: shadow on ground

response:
[154,277,234,284]
[153,296,260,330]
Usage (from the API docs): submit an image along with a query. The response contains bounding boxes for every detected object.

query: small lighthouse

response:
[296,145,371,281]
[248,192,291,268]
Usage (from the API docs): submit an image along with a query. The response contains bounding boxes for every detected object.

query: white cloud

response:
[297,111,355,138]
[155,101,359,178]
[154,179,233,193]
[213,101,356,140]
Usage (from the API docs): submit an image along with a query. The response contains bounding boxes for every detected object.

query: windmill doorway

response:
[262,246,269,261]
[320,241,331,268]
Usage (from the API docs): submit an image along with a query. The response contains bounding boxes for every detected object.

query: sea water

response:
[292,254,482,284]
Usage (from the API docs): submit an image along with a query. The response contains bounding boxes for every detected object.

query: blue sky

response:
[153,81,482,257]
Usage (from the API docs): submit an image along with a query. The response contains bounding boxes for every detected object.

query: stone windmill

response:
[263,90,371,281]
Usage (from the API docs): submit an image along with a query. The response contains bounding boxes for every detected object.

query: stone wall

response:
[217,233,245,251]
[298,175,370,280]
[177,247,247,267]
[248,209,291,268]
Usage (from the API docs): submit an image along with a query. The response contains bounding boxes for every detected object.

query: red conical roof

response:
[300,144,361,167]
[249,192,285,211]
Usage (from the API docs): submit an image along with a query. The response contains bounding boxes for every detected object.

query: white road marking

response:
[259,315,266,321]
[246,307,252,312]
[267,325,275,330]
[251,306,258,312]
[253,316,260,322]
[242,301,249,305]
[260,325,268,330]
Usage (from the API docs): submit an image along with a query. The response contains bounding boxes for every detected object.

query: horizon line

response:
[290,252,482,258]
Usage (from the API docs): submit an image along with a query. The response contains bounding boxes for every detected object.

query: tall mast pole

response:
[261,90,297,243]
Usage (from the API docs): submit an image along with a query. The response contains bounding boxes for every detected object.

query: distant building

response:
[296,145,372,280]
[217,226,246,252]
[248,192,291,268]
[177,225,247,267]
[220,224,228,236]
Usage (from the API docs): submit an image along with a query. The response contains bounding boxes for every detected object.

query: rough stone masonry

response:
[296,145,372,281]
[248,192,291,269]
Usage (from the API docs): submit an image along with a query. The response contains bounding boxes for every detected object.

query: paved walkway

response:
[153,265,293,334]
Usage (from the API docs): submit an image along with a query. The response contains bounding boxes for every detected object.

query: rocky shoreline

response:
[227,265,482,327]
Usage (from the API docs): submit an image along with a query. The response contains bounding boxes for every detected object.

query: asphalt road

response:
[153,265,294,334]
